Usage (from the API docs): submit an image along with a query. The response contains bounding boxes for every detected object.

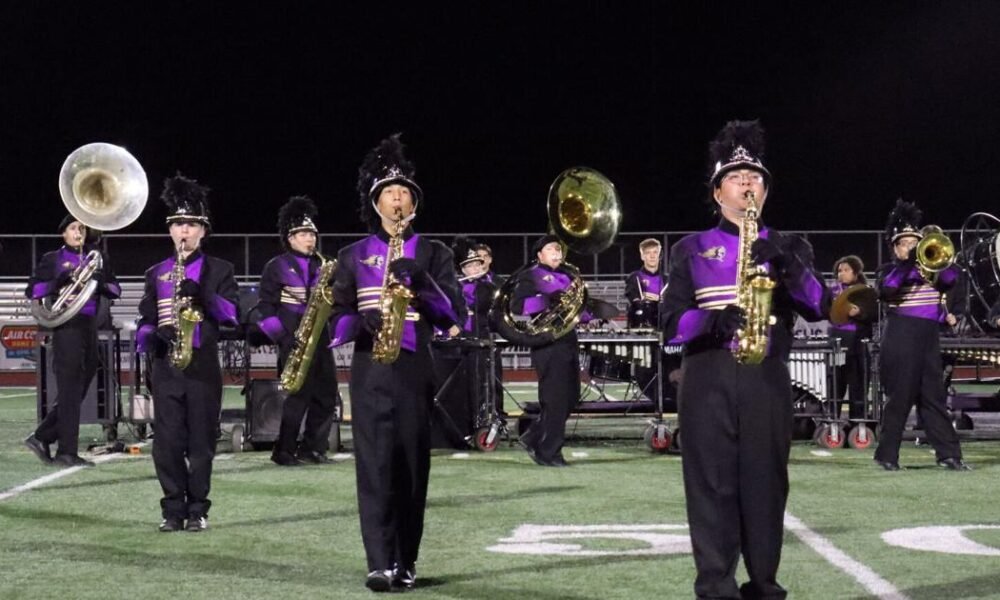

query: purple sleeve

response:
[521,295,547,316]
[104,281,122,300]
[933,264,960,291]
[30,281,55,299]
[136,323,156,354]
[329,313,362,347]
[258,316,286,343]
[416,277,459,329]
[668,309,715,344]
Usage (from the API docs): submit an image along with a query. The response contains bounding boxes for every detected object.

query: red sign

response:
[1,325,38,350]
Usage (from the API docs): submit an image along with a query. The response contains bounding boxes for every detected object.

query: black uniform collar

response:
[535,261,562,273]
[640,267,660,276]
[375,226,416,244]
[288,249,315,260]
[180,248,204,263]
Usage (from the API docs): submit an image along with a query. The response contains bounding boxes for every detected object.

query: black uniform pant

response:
[276,348,339,456]
[350,348,434,572]
[678,350,790,600]
[151,348,223,520]
[35,318,98,457]
[875,314,961,463]
[831,331,866,420]
[523,337,580,462]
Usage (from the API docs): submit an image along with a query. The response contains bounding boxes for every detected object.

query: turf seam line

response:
[784,511,910,600]
[0,444,148,502]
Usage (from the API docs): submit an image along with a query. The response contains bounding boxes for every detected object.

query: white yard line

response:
[784,511,909,600]
[0,445,147,502]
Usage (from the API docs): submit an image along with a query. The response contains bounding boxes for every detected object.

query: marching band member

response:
[660,120,828,599]
[874,199,968,471]
[511,234,589,467]
[256,196,340,466]
[828,255,874,419]
[24,216,120,467]
[328,134,461,592]
[625,238,665,328]
[454,237,496,338]
[136,174,239,532]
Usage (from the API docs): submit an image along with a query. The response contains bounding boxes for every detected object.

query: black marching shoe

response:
[549,454,571,467]
[391,563,416,590]
[874,459,902,471]
[53,454,95,467]
[186,516,208,532]
[938,457,972,471]
[24,434,52,464]
[270,451,303,467]
[158,517,184,532]
[365,569,393,592]
[297,450,335,464]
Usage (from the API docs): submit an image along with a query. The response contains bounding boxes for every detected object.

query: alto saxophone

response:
[280,253,338,393]
[733,190,776,365]
[169,242,204,369]
[371,211,415,364]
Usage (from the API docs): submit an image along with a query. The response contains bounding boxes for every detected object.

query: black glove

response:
[904,246,917,265]
[361,311,383,335]
[277,334,295,355]
[91,269,105,287]
[750,238,785,268]
[155,325,177,351]
[710,305,747,340]
[55,270,74,288]
[389,258,426,287]
[178,278,201,299]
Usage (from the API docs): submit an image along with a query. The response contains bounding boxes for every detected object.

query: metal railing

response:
[1,229,914,281]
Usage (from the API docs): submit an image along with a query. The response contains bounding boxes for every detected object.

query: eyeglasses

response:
[722,172,765,185]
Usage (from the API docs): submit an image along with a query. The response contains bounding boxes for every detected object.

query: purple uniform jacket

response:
[877,260,958,323]
[26,245,121,318]
[660,219,828,360]
[136,250,240,353]
[328,229,461,353]
[256,251,329,344]
[511,263,592,324]
[461,276,496,335]
[625,268,665,304]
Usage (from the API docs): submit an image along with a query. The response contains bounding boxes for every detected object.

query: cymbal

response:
[586,297,622,320]
[829,284,877,326]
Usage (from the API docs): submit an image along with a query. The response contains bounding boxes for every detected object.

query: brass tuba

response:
[492,167,621,346]
[916,224,955,283]
[31,143,148,328]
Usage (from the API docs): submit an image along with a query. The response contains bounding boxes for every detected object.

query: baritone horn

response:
[916,225,955,282]
[31,143,148,328]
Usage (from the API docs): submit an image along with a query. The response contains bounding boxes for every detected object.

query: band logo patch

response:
[542,274,554,283]
[361,255,384,268]
[699,246,726,261]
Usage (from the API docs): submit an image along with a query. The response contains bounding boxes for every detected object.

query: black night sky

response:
[3,2,1000,239]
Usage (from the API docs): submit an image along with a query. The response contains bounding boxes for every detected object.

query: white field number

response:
[486,524,692,556]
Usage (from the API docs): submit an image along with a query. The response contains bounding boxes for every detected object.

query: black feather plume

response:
[884,198,922,242]
[356,133,420,230]
[708,120,767,174]
[277,196,317,231]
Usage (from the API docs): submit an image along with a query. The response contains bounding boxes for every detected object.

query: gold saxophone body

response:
[169,243,204,369]
[372,213,415,364]
[733,191,776,365]
[280,254,338,392]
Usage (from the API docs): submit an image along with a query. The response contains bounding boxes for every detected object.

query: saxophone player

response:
[136,174,239,533]
[660,121,828,599]
[24,216,121,467]
[328,134,462,592]
[256,196,341,466]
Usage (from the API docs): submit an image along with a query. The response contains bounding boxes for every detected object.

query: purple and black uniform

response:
[136,249,239,522]
[660,219,827,599]
[511,262,591,464]
[26,244,120,458]
[329,227,460,575]
[624,267,665,328]
[874,258,962,464]
[257,250,340,460]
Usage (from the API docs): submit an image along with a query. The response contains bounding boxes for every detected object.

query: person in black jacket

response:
[660,121,829,599]
[256,196,340,466]
[135,174,239,533]
[328,135,462,592]
[24,215,120,467]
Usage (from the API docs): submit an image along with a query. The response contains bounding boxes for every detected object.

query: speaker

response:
[36,330,119,425]
[245,378,287,445]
